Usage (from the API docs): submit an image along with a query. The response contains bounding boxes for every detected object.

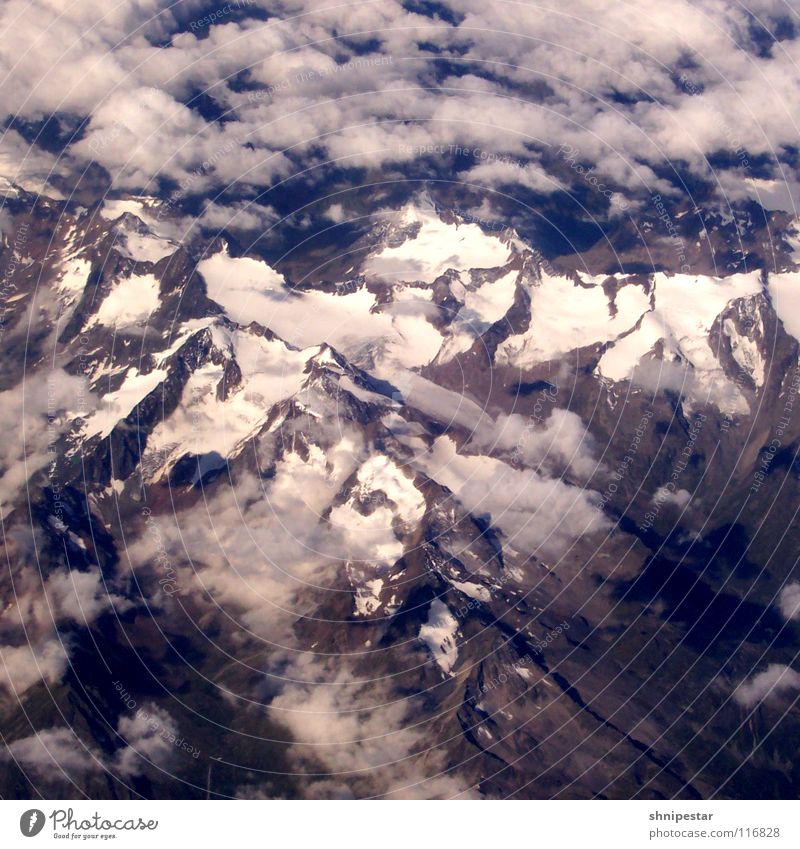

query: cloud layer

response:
[1,1,799,216]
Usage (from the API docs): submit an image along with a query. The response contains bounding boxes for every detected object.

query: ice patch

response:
[497,272,649,365]
[82,366,167,439]
[366,199,512,283]
[450,580,491,602]
[93,274,160,328]
[723,317,764,387]
[598,271,762,413]
[354,455,425,525]
[199,248,444,370]
[117,230,176,264]
[351,575,384,617]
[100,198,187,243]
[439,268,519,362]
[419,599,459,674]
[146,327,312,465]
[56,258,91,301]
[768,271,800,343]
[100,200,151,221]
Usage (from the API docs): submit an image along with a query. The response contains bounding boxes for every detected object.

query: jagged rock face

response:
[2,189,800,800]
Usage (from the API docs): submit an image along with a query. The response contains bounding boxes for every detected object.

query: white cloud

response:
[652,486,692,509]
[114,703,181,777]
[2,705,187,783]
[778,583,800,621]
[0,524,124,695]
[269,652,477,799]
[198,199,279,232]
[0,640,69,696]
[416,434,608,558]
[471,407,600,481]
[2,0,797,205]
[0,370,91,509]
[463,159,563,194]
[733,663,800,708]
[125,427,366,638]
[0,129,64,197]
[0,727,102,776]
